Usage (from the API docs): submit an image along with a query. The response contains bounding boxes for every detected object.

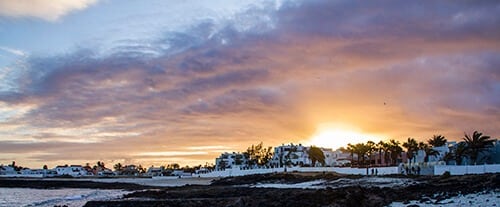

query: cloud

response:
[0,46,26,56]
[0,0,499,167]
[0,0,98,21]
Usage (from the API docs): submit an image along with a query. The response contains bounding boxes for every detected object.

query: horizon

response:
[0,0,499,169]
[2,132,496,169]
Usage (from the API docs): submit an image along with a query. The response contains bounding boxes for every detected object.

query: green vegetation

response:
[307,146,325,167]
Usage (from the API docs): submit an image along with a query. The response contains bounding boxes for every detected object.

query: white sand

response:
[249,180,326,189]
[389,190,500,207]
[244,177,418,189]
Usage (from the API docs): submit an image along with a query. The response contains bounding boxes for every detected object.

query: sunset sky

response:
[0,0,499,168]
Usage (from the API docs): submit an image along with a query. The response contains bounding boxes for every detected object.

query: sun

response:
[305,123,383,150]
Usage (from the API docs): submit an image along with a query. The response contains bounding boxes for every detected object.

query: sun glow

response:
[306,123,384,150]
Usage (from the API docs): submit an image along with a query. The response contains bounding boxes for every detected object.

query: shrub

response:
[441,171,451,179]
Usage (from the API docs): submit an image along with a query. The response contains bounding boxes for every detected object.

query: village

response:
[2,132,500,178]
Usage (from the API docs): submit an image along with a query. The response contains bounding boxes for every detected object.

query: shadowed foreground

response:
[84,173,500,207]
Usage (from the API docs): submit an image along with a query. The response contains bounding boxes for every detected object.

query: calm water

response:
[0,188,126,207]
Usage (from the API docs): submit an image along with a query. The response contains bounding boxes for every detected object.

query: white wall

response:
[434,164,500,175]
[197,166,399,178]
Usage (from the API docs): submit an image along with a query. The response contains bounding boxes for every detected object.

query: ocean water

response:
[0,188,126,207]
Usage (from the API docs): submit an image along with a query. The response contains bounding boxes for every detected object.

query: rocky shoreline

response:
[82,172,500,207]
[1,173,498,206]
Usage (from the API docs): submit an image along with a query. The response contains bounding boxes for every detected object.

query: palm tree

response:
[454,142,468,165]
[403,138,418,166]
[387,139,402,166]
[428,135,447,147]
[463,131,495,165]
[366,141,376,166]
[376,141,386,166]
[382,141,392,166]
[353,143,371,167]
[445,142,467,165]
[420,143,439,162]
[308,146,326,167]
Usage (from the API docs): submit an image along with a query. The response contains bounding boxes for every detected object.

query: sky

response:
[0,0,499,168]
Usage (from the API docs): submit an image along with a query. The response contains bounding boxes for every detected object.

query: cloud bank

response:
[0,0,499,167]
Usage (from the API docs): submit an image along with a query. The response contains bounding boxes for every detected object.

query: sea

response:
[0,188,126,207]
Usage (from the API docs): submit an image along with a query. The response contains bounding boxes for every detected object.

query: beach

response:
[4,172,497,207]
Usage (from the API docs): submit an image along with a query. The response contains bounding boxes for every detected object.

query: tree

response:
[381,141,392,166]
[308,146,325,167]
[376,141,386,166]
[454,142,468,165]
[114,163,123,172]
[366,141,376,166]
[137,165,146,174]
[351,143,371,167]
[420,143,438,162]
[246,142,274,166]
[167,163,180,170]
[43,165,48,170]
[403,138,418,166]
[463,131,495,165]
[387,139,402,166]
[428,135,447,147]
[346,143,355,165]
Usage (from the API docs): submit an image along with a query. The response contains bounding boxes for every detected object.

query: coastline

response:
[2,173,499,207]
[84,172,499,207]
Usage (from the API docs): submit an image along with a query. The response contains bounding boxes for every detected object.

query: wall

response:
[197,166,399,178]
[433,164,500,175]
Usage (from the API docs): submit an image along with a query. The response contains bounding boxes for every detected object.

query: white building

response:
[428,145,450,162]
[270,144,309,167]
[328,149,352,167]
[54,165,86,177]
[215,152,249,170]
[270,144,340,167]
[20,169,57,177]
[146,166,164,176]
[97,169,114,176]
[0,165,17,175]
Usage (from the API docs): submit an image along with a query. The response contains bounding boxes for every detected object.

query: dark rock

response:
[81,173,500,207]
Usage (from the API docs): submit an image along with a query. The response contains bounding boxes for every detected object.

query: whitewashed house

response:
[146,166,165,176]
[329,149,352,167]
[97,169,115,176]
[270,144,309,167]
[215,152,249,170]
[428,144,451,162]
[195,167,210,174]
[270,144,338,167]
[20,169,57,177]
[54,165,86,177]
[0,165,17,175]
